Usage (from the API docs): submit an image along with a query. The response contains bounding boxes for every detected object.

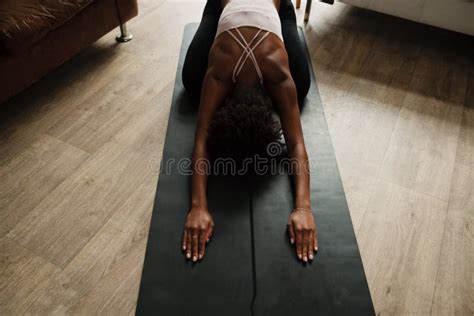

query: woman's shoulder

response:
[260,39,291,85]
[207,38,235,82]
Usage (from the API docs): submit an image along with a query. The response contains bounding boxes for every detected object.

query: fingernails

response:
[290,238,294,244]
[182,245,186,250]
[198,254,203,259]
[303,256,308,262]
[309,254,314,260]
[298,254,302,259]
[193,256,197,262]
[315,247,318,251]
[206,239,210,243]
[186,253,191,259]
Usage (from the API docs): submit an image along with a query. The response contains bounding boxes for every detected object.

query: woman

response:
[181,0,318,263]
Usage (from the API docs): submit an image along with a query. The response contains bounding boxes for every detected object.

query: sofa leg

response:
[304,0,312,23]
[116,23,133,43]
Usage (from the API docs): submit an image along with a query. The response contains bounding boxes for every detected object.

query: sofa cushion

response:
[0,0,94,54]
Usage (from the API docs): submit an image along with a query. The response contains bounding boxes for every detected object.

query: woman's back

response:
[182,0,310,101]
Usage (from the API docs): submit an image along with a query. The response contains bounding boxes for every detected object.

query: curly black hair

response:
[207,86,282,161]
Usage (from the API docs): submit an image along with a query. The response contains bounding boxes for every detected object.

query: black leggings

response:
[182,0,310,103]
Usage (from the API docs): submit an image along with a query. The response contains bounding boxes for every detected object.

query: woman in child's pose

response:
[181,0,317,263]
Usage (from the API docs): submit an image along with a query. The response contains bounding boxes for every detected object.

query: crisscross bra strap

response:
[226,28,270,85]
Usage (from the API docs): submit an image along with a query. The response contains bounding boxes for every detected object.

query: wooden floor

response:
[0,1,472,315]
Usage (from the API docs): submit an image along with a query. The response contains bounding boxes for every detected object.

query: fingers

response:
[288,222,295,245]
[296,228,303,260]
[302,230,309,262]
[293,225,317,263]
[185,228,192,259]
[184,221,214,262]
[192,228,199,262]
[314,231,319,252]
[182,230,187,251]
[183,210,214,263]
[198,228,207,260]
[206,223,214,243]
[197,223,214,261]
[308,231,314,261]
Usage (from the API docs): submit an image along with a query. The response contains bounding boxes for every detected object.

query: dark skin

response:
[182,0,318,263]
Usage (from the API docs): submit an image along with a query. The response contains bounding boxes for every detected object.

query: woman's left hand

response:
[287,209,318,262]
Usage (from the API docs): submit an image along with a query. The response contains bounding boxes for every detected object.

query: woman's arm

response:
[191,73,230,208]
[183,63,231,262]
[265,52,318,262]
[269,77,311,209]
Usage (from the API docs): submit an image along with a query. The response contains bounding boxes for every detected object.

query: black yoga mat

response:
[136,23,374,315]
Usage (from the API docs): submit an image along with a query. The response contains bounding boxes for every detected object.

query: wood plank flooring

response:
[0,0,472,314]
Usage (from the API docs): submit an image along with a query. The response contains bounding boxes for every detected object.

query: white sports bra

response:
[216,0,283,41]
[216,0,283,84]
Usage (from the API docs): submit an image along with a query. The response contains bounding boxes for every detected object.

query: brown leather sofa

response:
[0,0,138,104]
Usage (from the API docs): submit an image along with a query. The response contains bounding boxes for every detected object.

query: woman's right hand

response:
[182,207,215,262]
